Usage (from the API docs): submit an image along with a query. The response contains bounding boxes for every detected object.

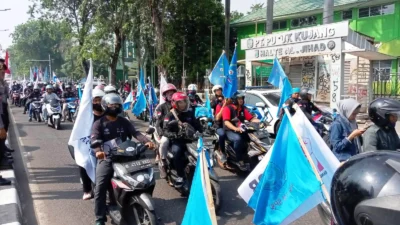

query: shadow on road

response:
[28,166,81,185]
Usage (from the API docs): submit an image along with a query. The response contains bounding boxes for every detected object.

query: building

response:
[110,40,139,85]
[231,0,400,110]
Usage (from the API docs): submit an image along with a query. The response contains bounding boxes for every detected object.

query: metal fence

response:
[372,72,400,99]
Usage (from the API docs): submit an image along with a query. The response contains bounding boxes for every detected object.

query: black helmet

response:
[331,151,400,225]
[368,98,400,127]
[231,92,245,105]
[101,93,123,110]
[299,88,314,100]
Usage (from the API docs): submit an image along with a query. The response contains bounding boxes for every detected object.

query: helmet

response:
[292,87,300,94]
[95,84,105,91]
[65,84,71,90]
[331,151,400,225]
[188,84,197,91]
[212,85,223,94]
[92,89,105,99]
[125,80,129,83]
[104,85,117,94]
[161,83,177,97]
[46,84,53,90]
[101,93,123,110]
[299,88,314,100]
[231,92,245,105]
[369,98,400,127]
[33,85,40,90]
[53,83,57,88]
[27,83,33,87]
[154,88,160,95]
[171,92,190,112]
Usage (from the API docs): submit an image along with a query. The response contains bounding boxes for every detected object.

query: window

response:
[263,93,281,107]
[372,60,392,81]
[246,94,264,106]
[291,16,317,28]
[359,4,395,18]
[342,10,353,20]
[273,20,287,30]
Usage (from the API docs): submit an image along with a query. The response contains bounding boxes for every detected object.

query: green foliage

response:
[248,3,265,14]
[231,11,245,22]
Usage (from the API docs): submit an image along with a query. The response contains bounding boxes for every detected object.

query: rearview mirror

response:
[255,102,266,109]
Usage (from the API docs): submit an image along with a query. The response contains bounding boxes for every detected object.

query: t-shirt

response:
[91,116,149,152]
[222,104,253,128]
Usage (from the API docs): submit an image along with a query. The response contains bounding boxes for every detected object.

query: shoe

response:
[174,177,184,188]
[159,160,167,179]
[0,176,11,186]
[82,192,93,200]
[0,158,13,170]
[61,118,65,122]
[237,161,248,171]
[29,117,32,122]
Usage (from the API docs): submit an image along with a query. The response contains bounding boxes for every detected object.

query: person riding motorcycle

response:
[22,83,34,114]
[53,83,63,98]
[41,85,61,123]
[11,81,21,92]
[91,93,155,225]
[155,83,177,178]
[162,92,203,187]
[123,80,131,93]
[28,86,43,122]
[222,92,259,170]
[61,84,76,122]
[211,85,224,111]
[186,84,203,106]
[363,98,400,152]
[104,85,118,94]
[331,151,400,225]
[213,86,227,163]
[278,87,301,120]
[298,88,321,121]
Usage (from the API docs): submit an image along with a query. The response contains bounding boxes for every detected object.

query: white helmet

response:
[212,85,223,94]
[92,89,105,99]
[104,85,117,94]
[188,84,197,91]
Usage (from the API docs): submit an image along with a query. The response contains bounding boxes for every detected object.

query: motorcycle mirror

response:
[255,102,266,109]
[90,140,103,149]
[146,127,155,135]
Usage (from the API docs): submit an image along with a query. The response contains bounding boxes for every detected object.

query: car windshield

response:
[262,92,281,106]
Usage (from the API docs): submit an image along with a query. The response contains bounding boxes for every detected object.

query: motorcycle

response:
[31,98,43,122]
[312,106,334,143]
[65,97,78,123]
[44,99,62,130]
[12,90,21,107]
[154,121,222,212]
[91,136,157,225]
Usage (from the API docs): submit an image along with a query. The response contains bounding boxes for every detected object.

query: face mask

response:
[105,107,122,117]
[93,104,103,112]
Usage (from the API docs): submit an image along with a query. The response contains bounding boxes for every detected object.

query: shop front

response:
[241,21,395,110]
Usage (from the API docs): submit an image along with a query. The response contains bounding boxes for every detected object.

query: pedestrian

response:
[329,98,364,162]
[0,58,12,185]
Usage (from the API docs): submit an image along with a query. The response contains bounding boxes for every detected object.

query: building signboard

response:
[241,21,349,50]
[245,38,342,60]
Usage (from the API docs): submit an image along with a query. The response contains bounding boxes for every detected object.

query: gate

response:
[373,71,400,99]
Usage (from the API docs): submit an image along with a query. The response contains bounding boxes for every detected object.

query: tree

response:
[248,3,265,14]
[231,10,244,22]
[9,19,68,77]
[224,0,230,59]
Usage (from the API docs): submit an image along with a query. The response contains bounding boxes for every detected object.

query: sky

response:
[0,0,262,51]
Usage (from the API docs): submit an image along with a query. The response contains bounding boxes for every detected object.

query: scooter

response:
[31,97,43,122]
[12,90,21,107]
[65,97,78,123]
[91,136,157,225]
[156,121,222,212]
[44,99,62,130]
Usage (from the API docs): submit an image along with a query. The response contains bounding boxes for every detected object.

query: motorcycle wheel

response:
[210,180,222,213]
[54,118,61,130]
[126,194,157,225]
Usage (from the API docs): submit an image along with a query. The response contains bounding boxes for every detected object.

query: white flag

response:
[68,59,97,182]
[238,109,340,224]
[159,74,167,105]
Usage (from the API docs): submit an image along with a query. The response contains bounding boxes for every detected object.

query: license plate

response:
[122,159,153,173]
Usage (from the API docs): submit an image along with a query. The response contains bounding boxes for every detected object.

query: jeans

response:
[226,131,248,161]
[171,141,186,177]
[79,166,92,193]
[216,128,226,152]
[94,159,114,222]
[159,136,170,160]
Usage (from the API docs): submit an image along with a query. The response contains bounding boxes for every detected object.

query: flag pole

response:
[201,148,218,225]
[283,106,331,205]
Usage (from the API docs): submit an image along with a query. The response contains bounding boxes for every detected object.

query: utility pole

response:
[323,0,334,24]
[266,0,274,34]
[209,25,214,69]
[48,54,52,76]
[224,0,230,59]
[182,38,186,91]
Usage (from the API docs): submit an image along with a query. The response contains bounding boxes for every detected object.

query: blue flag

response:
[205,91,213,119]
[133,68,147,116]
[182,137,213,225]
[44,67,48,82]
[78,87,82,100]
[208,52,229,86]
[123,92,133,111]
[223,46,238,98]
[248,114,323,225]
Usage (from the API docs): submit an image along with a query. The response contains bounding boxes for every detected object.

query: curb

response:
[0,137,22,225]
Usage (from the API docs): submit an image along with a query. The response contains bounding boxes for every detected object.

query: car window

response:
[262,92,281,107]
[246,93,264,106]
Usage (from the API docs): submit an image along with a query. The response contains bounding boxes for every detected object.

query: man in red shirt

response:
[222,92,259,171]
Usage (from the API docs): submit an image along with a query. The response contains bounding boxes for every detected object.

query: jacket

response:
[329,115,360,162]
[162,109,202,140]
[298,99,320,122]
[155,102,172,136]
[363,124,400,152]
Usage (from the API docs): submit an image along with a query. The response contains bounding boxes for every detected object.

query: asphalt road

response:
[8,104,323,225]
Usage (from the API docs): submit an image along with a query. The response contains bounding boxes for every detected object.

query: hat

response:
[292,87,300,93]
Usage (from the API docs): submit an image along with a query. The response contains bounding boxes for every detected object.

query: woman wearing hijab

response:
[329,98,365,162]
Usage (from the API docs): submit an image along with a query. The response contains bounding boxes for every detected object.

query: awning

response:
[342,49,395,60]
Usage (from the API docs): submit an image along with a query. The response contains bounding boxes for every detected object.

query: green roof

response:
[231,0,370,25]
